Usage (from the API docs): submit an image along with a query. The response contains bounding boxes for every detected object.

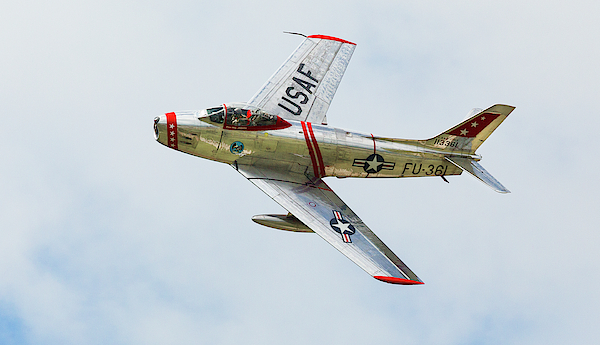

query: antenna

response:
[283,31,307,37]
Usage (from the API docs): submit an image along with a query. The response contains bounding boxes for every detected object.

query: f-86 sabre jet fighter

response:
[154,34,514,285]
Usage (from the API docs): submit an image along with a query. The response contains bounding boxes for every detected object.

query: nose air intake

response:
[154,117,160,139]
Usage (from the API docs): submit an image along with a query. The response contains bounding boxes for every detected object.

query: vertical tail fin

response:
[423,104,515,154]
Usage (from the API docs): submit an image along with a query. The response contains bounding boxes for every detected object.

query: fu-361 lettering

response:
[402,163,448,176]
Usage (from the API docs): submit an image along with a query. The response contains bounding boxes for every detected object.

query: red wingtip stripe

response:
[307,34,356,45]
[374,276,424,285]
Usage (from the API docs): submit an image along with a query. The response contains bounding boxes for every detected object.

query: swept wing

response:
[247,35,356,125]
[235,164,423,285]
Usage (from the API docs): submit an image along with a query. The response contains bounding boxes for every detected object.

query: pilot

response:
[247,112,260,126]
[230,108,246,125]
[249,110,271,127]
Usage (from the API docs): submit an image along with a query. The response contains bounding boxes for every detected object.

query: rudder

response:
[423,104,515,154]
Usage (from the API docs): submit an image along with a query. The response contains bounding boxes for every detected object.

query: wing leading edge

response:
[248,34,356,125]
[235,164,423,285]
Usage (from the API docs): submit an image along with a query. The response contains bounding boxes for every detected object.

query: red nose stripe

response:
[166,112,178,150]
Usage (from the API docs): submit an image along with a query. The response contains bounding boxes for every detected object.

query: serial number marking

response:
[433,137,459,148]
[402,163,448,176]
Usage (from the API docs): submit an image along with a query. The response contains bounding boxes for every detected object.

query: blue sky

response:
[1,0,599,344]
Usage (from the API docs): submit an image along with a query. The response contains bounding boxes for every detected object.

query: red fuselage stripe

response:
[371,133,376,153]
[301,121,320,178]
[307,122,325,177]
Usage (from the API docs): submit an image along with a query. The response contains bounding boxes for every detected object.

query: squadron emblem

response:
[330,210,356,243]
[230,141,244,154]
[353,154,395,173]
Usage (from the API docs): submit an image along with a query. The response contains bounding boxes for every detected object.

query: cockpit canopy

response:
[198,103,291,131]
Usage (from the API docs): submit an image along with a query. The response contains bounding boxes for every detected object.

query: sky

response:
[1,0,599,344]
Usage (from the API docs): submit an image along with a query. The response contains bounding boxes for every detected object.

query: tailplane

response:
[429,104,514,193]
[444,156,510,193]
[373,104,515,193]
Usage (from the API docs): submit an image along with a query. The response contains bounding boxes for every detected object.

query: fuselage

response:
[154,105,463,179]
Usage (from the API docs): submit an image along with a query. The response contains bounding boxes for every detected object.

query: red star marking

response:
[446,113,499,138]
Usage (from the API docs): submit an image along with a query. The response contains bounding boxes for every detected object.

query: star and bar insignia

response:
[329,210,356,243]
[353,153,395,173]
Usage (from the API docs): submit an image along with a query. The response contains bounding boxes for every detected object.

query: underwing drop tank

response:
[252,213,314,233]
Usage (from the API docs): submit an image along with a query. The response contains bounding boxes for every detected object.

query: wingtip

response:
[374,276,424,285]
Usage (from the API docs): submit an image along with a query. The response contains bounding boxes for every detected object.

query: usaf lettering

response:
[278,63,319,115]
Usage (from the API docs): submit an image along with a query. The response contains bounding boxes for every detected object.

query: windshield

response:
[206,107,225,123]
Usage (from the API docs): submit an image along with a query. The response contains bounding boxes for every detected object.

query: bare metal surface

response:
[154,35,513,284]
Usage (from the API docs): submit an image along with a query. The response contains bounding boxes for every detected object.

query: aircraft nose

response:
[154,112,178,149]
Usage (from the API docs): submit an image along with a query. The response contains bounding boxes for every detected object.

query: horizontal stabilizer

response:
[445,157,510,193]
